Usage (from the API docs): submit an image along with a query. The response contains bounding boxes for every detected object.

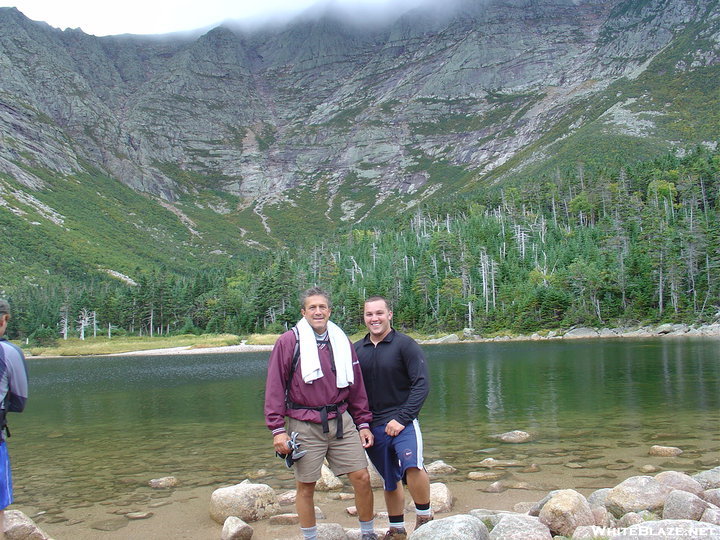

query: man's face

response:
[0,314,8,337]
[364,299,393,340]
[301,295,331,334]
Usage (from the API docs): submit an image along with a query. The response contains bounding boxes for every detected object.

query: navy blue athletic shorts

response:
[366,419,425,491]
[0,442,13,510]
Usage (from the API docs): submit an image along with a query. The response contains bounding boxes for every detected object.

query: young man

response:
[0,300,29,538]
[354,296,432,539]
[264,287,377,540]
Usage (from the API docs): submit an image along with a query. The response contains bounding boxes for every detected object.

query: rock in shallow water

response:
[125,511,153,520]
[90,518,129,531]
[148,476,178,489]
[491,430,533,443]
[648,445,683,457]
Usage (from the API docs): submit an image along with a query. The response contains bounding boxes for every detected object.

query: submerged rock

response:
[148,476,178,489]
[478,457,527,468]
[125,511,153,520]
[426,460,457,475]
[491,430,533,443]
[468,471,506,481]
[648,445,683,457]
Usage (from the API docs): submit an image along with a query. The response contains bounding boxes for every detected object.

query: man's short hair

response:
[0,299,9,316]
[365,296,391,310]
[300,287,332,309]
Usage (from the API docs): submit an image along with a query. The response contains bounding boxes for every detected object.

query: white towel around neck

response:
[296,317,354,387]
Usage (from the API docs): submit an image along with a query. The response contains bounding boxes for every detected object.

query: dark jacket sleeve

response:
[263,332,293,435]
[396,337,429,426]
[345,341,372,429]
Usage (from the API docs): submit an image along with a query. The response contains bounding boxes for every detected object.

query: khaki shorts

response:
[287,410,368,483]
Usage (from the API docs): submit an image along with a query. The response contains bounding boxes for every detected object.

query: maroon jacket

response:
[264,329,372,436]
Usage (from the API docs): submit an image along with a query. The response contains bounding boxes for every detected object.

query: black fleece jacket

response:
[354,329,430,428]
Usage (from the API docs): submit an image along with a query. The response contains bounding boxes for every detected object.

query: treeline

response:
[7,145,720,343]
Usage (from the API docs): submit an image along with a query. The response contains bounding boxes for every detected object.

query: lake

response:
[10,337,720,521]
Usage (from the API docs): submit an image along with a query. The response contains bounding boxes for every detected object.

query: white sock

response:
[301,525,317,539]
[359,519,375,534]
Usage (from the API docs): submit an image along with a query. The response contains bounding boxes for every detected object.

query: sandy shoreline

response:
[110,343,275,356]
[21,475,592,540]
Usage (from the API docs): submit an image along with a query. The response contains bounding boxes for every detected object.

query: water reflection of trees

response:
[424,339,720,436]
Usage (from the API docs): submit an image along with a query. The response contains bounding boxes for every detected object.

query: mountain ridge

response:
[1,0,719,286]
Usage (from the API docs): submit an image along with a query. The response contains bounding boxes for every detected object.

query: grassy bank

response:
[24,333,243,357]
[20,328,450,357]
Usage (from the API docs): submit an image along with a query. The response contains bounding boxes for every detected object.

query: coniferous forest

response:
[6,146,720,343]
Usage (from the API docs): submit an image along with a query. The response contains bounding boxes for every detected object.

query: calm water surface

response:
[11,338,720,517]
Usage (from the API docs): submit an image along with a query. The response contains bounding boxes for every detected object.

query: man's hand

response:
[273,432,291,454]
[385,419,405,437]
[359,428,374,448]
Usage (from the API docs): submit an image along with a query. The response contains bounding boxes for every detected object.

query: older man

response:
[0,300,29,537]
[354,296,431,539]
[264,287,377,540]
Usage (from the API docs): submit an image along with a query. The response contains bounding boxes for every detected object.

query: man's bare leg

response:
[384,480,405,515]
[405,467,430,505]
[296,481,317,528]
[347,468,374,521]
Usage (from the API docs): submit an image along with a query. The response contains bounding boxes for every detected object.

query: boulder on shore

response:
[538,489,594,537]
[221,516,253,540]
[604,475,673,517]
[694,466,720,489]
[408,514,489,539]
[210,482,280,524]
[4,510,52,540]
[662,490,712,521]
[316,464,344,491]
[563,327,598,338]
[490,514,552,539]
[429,482,454,513]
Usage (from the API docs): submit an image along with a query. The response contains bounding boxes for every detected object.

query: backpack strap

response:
[285,326,301,403]
[284,326,345,439]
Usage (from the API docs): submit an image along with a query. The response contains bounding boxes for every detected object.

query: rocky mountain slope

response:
[1,0,718,284]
